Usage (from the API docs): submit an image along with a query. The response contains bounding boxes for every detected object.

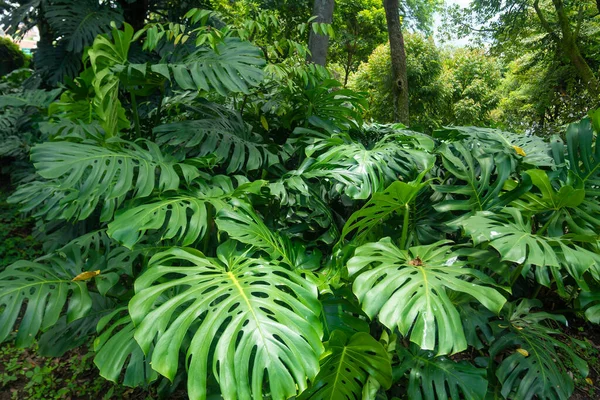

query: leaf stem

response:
[399,204,410,249]
[131,92,141,139]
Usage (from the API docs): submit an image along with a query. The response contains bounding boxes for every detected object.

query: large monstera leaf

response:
[433,142,528,213]
[11,140,199,221]
[458,208,600,291]
[434,126,555,168]
[129,244,324,400]
[45,0,124,53]
[168,37,265,96]
[154,104,280,173]
[490,299,588,400]
[505,169,595,236]
[0,257,92,347]
[296,132,434,200]
[298,331,392,400]
[347,238,506,355]
[562,117,600,194]
[395,345,488,400]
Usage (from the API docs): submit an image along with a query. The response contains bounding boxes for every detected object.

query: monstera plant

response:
[0,10,598,400]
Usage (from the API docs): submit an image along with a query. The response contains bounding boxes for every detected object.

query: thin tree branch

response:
[533,0,558,40]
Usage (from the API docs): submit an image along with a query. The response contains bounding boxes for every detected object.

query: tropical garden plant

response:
[1,9,599,400]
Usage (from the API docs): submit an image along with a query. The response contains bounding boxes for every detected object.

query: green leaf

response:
[564,117,600,192]
[38,293,116,357]
[129,245,323,400]
[45,0,124,53]
[13,140,199,221]
[347,238,506,355]
[490,299,588,400]
[341,171,430,244]
[169,37,265,95]
[395,345,488,400]
[434,126,555,168]
[0,257,92,347]
[297,133,434,200]
[579,291,600,324]
[433,142,528,213]
[154,103,279,173]
[94,308,157,387]
[458,208,600,291]
[298,331,392,400]
[216,200,321,270]
[505,169,598,236]
[320,289,370,340]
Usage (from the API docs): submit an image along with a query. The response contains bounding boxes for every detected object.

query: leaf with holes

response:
[12,140,199,221]
[129,244,323,400]
[490,299,588,400]
[347,238,506,355]
[0,257,92,347]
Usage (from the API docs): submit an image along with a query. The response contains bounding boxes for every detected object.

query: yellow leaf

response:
[72,270,101,281]
[512,145,526,157]
[260,115,269,131]
[586,377,593,385]
[516,348,529,357]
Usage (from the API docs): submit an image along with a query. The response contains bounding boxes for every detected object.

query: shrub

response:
[0,37,26,77]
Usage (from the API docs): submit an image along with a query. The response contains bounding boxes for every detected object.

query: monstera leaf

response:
[395,345,488,400]
[341,171,430,245]
[562,117,600,193]
[129,244,323,400]
[298,331,392,400]
[458,208,600,291]
[490,299,588,400]
[45,0,124,53]
[167,37,265,96]
[297,134,434,200]
[12,140,199,221]
[320,289,370,340]
[38,293,116,357]
[108,178,266,248]
[434,126,555,168]
[154,103,279,173]
[216,199,321,270]
[94,308,157,387]
[347,238,506,355]
[433,142,528,213]
[0,257,92,347]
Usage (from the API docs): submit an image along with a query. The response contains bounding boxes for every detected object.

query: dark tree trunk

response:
[118,0,149,31]
[308,0,335,66]
[383,0,409,124]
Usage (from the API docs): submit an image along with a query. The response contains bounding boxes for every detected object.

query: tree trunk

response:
[308,0,335,66]
[383,0,409,124]
[118,0,149,31]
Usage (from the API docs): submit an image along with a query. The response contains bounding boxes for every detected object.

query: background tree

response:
[307,0,335,65]
[383,0,410,123]
[329,0,387,85]
[350,34,446,130]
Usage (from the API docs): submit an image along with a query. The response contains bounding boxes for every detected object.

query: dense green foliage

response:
[350,37,502,131]
[1,1,600,399]
[0,37,26,77]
